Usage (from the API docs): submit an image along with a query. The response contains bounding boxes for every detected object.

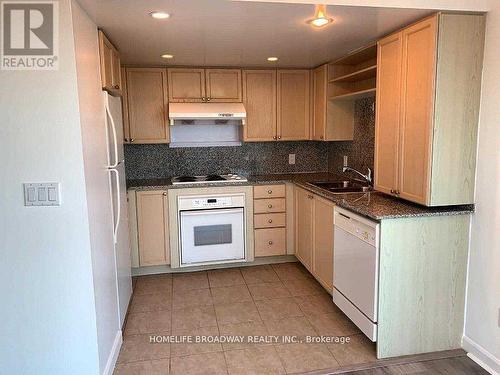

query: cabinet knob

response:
[268,240,273,245]
[396,190,400,195]
[114,85,120,89]
[278,136,282,140]
[390,189,394,194]
[308,195,314,199]
[162,192,167,196]
[130,138,135,143]
[268,219,273,223]
[320,135,324,140]
[267,190,273,194]
[273,136,277,140]
[124,138,129,142]
[207,97,211,102]
[202,97,206,102]
[268,204,273,208]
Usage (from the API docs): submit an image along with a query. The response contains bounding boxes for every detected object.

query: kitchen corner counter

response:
[126,173,474,221]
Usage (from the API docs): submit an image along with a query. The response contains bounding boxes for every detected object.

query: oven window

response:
[194,224,232,246]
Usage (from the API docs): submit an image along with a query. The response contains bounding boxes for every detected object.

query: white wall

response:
[71,1,121,374]
[0,0,100,374]
[463,1,500,373]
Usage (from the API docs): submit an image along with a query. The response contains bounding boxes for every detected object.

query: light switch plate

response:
[24,183,61,206]
[288,154,296,165]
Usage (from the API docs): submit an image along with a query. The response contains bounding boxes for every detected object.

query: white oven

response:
[178,194,246,267]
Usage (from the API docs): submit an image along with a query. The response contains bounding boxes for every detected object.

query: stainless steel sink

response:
[308,180,371,194]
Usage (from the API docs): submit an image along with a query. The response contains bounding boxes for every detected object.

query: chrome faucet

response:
[342,165,372,185]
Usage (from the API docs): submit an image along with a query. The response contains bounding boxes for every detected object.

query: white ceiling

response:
[78,0,432,68]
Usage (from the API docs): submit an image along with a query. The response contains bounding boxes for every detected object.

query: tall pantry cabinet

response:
[374,13,485,206]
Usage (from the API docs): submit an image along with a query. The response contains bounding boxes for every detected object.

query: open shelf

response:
[330,65,377,83]
[329,88,376,101]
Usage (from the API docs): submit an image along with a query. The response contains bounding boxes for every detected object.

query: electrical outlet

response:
[343,155,348,167]
[289,154,296,165]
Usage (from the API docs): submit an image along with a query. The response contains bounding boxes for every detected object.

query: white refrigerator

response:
[104,92,132,328]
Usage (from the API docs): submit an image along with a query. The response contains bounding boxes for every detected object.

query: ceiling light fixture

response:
[149,11,170,19]
[161,54,174,59]
[267,57,278,62]
[307,5,333,28]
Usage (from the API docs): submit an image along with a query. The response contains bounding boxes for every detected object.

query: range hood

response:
[169,103,246,125]
[168,103,246,148]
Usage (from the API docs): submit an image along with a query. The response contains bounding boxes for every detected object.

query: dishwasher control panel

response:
[334,207,379,247]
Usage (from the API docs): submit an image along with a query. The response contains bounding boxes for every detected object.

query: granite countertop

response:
[126,172,474,220]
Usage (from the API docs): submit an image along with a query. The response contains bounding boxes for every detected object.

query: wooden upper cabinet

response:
[98,31,121,96]
[312,196,334,292]
[277,70,310,141]
[125,68,169,143]
[374,33,403,196]
[375,13,485,206]
[312,65,328,141]
[242,70,277,141]
[205,69,242,102]
[294,187,314,272]
[168,68,206,102]
[398,16,437,205]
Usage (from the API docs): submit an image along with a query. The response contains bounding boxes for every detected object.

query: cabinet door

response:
[168,68,206,102]
[136,191,170,266]
[126,68,169,143]
[242,70,277,141]
[98,31,113,91]
[312,65,328,141]
[312,197,334,292]
[111,49,122,95]
[399,16,437,205]
[374,33,403,196]
[295,188,314,271]
[277,70,310,140]
[121,67,130,142]
[205,69,242,102]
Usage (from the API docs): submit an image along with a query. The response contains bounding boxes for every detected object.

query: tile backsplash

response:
[124,141,329,179]
[124,97,375,180]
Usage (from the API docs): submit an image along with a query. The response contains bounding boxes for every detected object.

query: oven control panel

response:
[192,197,232,208]
[178,194,246,211]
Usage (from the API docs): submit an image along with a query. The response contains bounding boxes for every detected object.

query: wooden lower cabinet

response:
[294,187,334,292]
[254,228,286,257]
[136,190,170,266]
[312,196,334,291]
[294,187,314,271]
[253,184,287,257]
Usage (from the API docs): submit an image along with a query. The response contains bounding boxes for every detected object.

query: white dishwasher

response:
[333,207,380,341]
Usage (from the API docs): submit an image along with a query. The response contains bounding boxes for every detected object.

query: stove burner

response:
[176,176,197,182]
[205,175,225,181]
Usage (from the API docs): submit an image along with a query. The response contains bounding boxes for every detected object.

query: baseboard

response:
[462,335,500,374]
[103,330,123,375]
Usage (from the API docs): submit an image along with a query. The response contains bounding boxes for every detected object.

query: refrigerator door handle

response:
[109,168,121,244]
[105,102,119,169]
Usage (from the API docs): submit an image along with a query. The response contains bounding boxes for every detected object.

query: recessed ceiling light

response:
[267,57,278,62]
[161,54,174,59]
[307,5,333,28]
[149,11,170,19]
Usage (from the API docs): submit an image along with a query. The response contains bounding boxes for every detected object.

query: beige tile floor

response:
[115,262,377,375]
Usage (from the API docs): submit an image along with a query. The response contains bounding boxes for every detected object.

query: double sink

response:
[308,180,371,194]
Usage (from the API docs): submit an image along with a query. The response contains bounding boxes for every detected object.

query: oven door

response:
[180,208,245,266]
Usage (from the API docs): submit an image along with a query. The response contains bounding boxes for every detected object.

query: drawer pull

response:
[268,219,273,223]
[267,190,273,194]
[268,240,273,245]
[268,204,273,208]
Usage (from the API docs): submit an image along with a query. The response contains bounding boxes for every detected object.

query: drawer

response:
[254,184,286,199]
[254,213,286,229]
[254,198,286,214]
[254,228,286,257]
